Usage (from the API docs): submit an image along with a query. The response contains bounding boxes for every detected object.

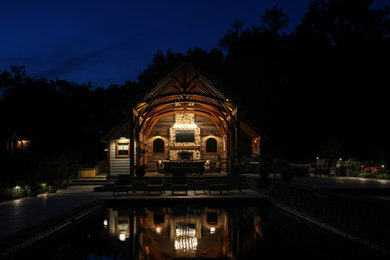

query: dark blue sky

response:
[0,0,387,87]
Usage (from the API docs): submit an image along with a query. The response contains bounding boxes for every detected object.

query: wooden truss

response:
[128,63,240,175]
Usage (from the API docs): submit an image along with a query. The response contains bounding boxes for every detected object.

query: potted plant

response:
[137,147,147,165]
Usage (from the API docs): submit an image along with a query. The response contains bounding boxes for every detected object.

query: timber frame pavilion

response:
[103,63,262,176]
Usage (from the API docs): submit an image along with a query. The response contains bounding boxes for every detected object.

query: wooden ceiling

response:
[134,63,237,138]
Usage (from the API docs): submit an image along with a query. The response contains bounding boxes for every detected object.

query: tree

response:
[260,6,290,34]
[137,47,224,91]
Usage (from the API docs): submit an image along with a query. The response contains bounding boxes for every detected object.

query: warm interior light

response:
[174,238,198,251]
[173,123,197,129]
[210,227,215,234]
[176,227,196,237]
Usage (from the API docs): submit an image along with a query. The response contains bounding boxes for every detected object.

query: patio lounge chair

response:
[146,176,164,195]
[112,175,133,196]
[191,177,207,194]
[171,172,188,195]
[208,174,242,195]
[133,177,147,194]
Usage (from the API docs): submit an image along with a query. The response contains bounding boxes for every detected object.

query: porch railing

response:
[78,168,96,178]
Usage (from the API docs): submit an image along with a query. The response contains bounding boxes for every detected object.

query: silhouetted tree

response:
[260,6,290,34]
[137,47,224,94]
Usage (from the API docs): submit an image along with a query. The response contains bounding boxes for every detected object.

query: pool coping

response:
[0,199,105,259]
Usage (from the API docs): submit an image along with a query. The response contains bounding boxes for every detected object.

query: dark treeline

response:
[0,0,389,186]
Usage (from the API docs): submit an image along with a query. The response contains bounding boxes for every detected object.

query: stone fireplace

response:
[178,151,193,160]
[169,113,201,160]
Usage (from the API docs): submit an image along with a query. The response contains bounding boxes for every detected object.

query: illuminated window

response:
[7,138,30,153]
[116,141,130,158]
[252,137,260,156]
[153,138,165,154]
[18,140,30,151]
[205,138,218,153]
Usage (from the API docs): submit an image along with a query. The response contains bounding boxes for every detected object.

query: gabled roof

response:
[134,63,238,137]
[102,62,266,143]
[240,119,268,140]
[100,118,129,143]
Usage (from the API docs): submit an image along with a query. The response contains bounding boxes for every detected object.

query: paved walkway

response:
[0,186,106,240]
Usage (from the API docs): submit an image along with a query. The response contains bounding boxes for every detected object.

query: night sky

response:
[0,0,333,87]
[2,0,388,88]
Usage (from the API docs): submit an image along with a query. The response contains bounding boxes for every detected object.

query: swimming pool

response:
[12,200,387,259]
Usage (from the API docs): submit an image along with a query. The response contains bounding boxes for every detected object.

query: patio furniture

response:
[163,161,205,175]
[156,160,164,173]
[217,155,229,173]
[112,175,133,196]
[171,172,188,195]
[313,159,337,178]
[208,174,242,195]
[133,177,147,194]
[271,158,287,178]
[191,177,207,194]
[313,159,329,177]
[146,176,164,195]
[204,160,216,173]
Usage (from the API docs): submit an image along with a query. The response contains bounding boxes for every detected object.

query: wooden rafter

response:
[144,110,226,139]
[134,62,238,142]
[137,99,232,132]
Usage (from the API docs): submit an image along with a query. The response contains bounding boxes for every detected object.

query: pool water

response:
[14,201,386,260]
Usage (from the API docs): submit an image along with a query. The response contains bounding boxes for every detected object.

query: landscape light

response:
[119,233,126,241]
[156,226,161,234]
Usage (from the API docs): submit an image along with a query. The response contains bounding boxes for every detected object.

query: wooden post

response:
[129,109,135,176]
[235,107,241,164]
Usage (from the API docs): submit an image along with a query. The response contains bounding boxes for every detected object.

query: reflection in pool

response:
[105,206,262,259]
[18,202,387,260]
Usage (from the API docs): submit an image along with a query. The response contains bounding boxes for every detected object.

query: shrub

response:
[358,172,375,178]
[376,173,390,180]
